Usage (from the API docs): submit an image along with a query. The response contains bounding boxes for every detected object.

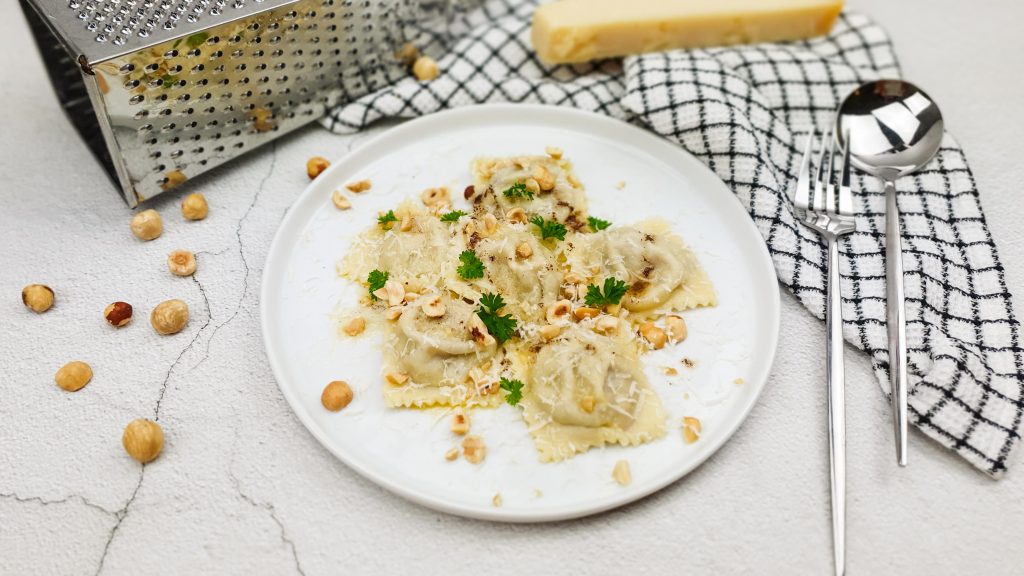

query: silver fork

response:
[793,126,856,576]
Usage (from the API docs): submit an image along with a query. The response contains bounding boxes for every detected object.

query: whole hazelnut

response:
[104,301,133,327]
[130,209,163,241]
[150,299,189,335]
[321,380,354,411]
[167,250,197,277]
[22,284,54,313]
[307,156,330,180]
[412,56,440,81]
[181,193,208,220]
[122,419,164,463]
[54,361,92,392]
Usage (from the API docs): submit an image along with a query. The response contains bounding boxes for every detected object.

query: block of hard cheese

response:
[532,0,844,64]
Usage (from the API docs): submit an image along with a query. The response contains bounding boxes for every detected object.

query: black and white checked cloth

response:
[322,1,1024,477]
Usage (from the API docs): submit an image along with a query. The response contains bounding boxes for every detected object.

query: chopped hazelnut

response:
[545,146,563,160]
[150,299,189,335]
[251,107,274,132]
[734,377,745,385]
[420,186,449,207]
[468,315,496,346]
[161,170,187,191]
[462,435,486,464]
[504,208,526,223]
[321,380,354,411]
[21,284,54,313]
[444,447,459,461]
[167,250,197,277]
[492,493,503,507]
[515,242,533,259]
[385,371,409,386]
[130,209,163,241]
[546,300,572,324]
[122,419,164,463]
[579,396,596,413]
[683,416,702,444]
[450,408,470,435]
[573,306,599,320]
[639,322,667,349]
[663,366,678,376]
[666,315,687,343]
[480,213,499,236]
[384,306,404,321]
[374,279,405,306]
[612,460,632,486]
[343,317,366,336]
[54,361,92,392]
[420,293,446,318]
[180,193,208,220]
[538,324,562,341]
[307,156,330,180]
[399,214,415,232]
[412,56,440,81]
[104,301,133,327]
[533,165,555,191]
[331,190,351,210]
[345,179,372,193]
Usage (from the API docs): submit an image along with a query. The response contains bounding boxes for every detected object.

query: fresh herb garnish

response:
[377,210,398,229]
[367,269,389,300]
[584,277,629,307]
[477,292,517,343]
[499,377,524,407]
[439,210,467,222]
[529,215,567,241]
[457,250,485,279]
[587,216,611,231]
[503,181,534,200]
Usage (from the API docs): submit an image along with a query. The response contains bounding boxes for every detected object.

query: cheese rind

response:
[531,0,844,64]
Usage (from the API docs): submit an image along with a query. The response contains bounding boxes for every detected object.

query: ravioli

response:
[384,297,501,408]
[520,326,667,461]
[448,223,563,323]
[468,155,588,230]
[564,219,716,313]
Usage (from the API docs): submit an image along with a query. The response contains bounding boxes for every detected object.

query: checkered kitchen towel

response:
[322,0,1024,477]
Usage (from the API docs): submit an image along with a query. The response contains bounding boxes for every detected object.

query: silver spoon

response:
[836,80,944,466]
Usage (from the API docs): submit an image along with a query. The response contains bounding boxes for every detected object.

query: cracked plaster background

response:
[3,1,1024,575]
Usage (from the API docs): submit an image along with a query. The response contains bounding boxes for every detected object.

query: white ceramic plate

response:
[261,104,780,522]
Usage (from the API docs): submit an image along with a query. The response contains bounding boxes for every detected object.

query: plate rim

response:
[259,103,781,523]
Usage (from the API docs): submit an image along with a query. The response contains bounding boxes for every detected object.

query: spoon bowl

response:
[834,79,944,468]
[836,80,944,179]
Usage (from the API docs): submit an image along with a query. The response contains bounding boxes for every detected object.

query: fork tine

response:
[838,127,854,216]
[794,132,814,210]
[824,125,837,215]
[812,132,828,212]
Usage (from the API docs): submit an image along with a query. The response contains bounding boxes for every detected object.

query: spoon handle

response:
[884,178,909,466]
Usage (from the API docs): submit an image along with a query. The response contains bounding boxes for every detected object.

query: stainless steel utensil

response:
[19,0,455,206]
[836,80,944,466]
[793,127,856,576]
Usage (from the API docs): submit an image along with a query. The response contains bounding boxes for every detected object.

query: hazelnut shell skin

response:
[104,301,133,327]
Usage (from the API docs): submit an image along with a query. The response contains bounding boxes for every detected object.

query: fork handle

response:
[883,178,909,467]
[826,235,846,576]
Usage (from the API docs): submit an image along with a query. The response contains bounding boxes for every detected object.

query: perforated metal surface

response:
[21,0,442,205]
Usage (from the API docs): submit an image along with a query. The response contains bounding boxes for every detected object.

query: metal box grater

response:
[20,0,445,206]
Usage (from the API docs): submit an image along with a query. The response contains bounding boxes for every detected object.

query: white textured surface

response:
[1,1,1022,574]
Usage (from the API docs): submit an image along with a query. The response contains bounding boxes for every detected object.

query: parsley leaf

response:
[529,215,567,241]
[499,378,524,407]
[584,277,629,307]
[457,250,485,279]
[502,181,534,200]
[377,210,398,229]
[439,210,467,222]
[587,216,611,231]
[366,269,389,300]
[476,292,517,343]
